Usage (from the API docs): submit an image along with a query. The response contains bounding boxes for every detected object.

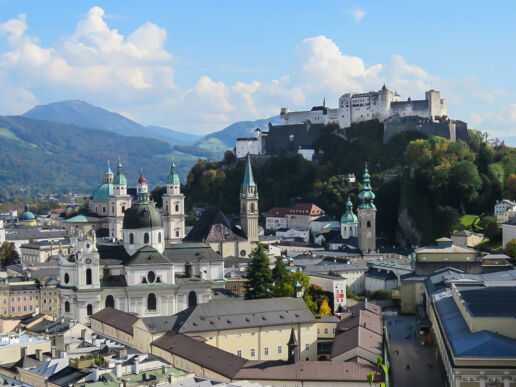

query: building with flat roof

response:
[0,333,50,365]
[429,284,516,386]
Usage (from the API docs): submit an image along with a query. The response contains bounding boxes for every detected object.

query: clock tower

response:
[240,154,259,242]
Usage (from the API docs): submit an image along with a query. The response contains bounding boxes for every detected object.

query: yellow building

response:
[18,202,37,227]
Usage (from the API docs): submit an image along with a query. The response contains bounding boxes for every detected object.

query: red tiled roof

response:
[266,207,291,218]
[89,307,139,335]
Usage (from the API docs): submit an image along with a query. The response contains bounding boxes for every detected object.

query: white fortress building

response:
[279,85,447,128]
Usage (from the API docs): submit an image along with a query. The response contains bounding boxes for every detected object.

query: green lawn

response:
[460,214,479,228]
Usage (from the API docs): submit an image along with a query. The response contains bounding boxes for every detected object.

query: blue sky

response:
[0,0,515,137]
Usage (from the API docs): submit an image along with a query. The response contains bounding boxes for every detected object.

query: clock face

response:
[85,258,92,264]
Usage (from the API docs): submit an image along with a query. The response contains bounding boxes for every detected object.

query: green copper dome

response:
[19,202,35,221]
[167,161,180,185]
[341,197,358,223]
[92,183,114,201]
[113,160,127,185]
[123,202,163,230]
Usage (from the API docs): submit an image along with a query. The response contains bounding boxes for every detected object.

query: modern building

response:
[308,273,347,312]
[429,284,516,386]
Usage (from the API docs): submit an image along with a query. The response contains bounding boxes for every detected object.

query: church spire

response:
[113,156,127,186]
[358,164,376,210]
[167,157,180,185]
[241,154,256,195]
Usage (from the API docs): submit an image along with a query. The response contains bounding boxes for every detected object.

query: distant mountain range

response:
[0,100,281,195]
[24,100,201,146]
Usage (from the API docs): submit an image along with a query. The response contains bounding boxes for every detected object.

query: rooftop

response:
[89,307,139,335]
[457,286,516,318]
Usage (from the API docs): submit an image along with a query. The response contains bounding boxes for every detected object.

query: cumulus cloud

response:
[0,8,511,135]
[350,9,366,23]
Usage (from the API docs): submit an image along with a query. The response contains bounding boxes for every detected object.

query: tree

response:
[244,244,273,299]
[272,257,293,297]
[481,216,500,241]
[504,239,516,260]
[449,160,482,211]
[318,299,331,316]
[272,256,288,283]
[0,242,19,267]
[505,174,516,201]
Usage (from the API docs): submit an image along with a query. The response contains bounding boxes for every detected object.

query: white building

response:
[495,199,516,223]
[59,181,223,325]
[308,273,347,312]
[502,218,516,249]
[88,159,185,244]
[280,86,446,129]
[0,220,5,244]
[275,228,310,243]
[235,129,264,158]
[265,208,289,231]
[365,268,398,294]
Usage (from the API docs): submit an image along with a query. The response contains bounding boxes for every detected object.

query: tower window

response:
[105,295,114,308]
[176,230,180,238]
[367,221,371,228]
[158,232,162,243]
[147,293,157,311]
[64,273,70,284]
[175,204,179,212]
[250,203,255,213]
[87,304,93,316]
[144,233,150,244]
[64,301,70,313]
[86,268,92,285]
[166,205,168,213]
[129,233,134,244]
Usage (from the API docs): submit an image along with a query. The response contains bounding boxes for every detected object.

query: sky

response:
[0,0,515,137]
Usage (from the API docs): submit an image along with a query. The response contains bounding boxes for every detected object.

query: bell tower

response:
[357,164,377,253]
[240,154,259,242]
[108,157,131,240]
[162,159,185,243]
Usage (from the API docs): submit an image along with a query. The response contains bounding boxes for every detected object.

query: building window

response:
[64,273,70,284]
[324,328,328,334]
[166,205,169,213]
[250,349,255,357]
[144,233,150,244]
[176,230,180,238]
[147,293,157,311]
[175,204,179,212]
[305,344,309,351]
[147,271,156,283]
[105,295,115,308]
[86,268,92,285]
[102,207,106,213]
[367,221,371,228]
[237,350,242,357]
[158,232,162,243]
[129,233,134,244]
[264,347,269,355]
[87,304,93,316]
[278,346,282,354]
[188,291,197,308]
[65,301,70,313]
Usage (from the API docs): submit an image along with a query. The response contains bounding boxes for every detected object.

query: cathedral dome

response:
[19,205,35,221]
[123,203,163,230]
[92,183,114,201]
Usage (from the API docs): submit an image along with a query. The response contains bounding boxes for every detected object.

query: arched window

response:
[188,291,197,308]
[158,232,162,243]
[250,203,255,213]
[175,204,179,212]
[87,304,93,316]
[144,233,150,244]
[147,293,157,311]
[86,269,92,285]
[105,295,114,308]
[367,221,371,228]
[166,205,168,213]
[129,233,134,244]
[64,273,70,284]
[64,301,70,313]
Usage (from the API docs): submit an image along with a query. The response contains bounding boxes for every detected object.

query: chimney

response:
[134,358,140,375]
[55,334,65,357]
[36,349,44,361]
[118,348,127,358]
[92,365,99,381]
[51,346,56,358]
[81,329,87,340]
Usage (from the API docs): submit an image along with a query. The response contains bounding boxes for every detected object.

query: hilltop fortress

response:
[235,85,467,159]
[280,84,447,128]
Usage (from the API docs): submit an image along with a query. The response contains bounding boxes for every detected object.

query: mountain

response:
[24,100,200,146]
[0,115,193,196]
[196,116,281,156]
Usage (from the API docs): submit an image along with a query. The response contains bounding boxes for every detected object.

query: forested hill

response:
[184,121,516,246]
[0,115,176,197]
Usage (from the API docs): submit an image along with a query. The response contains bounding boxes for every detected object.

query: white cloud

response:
[0,8,511,136]
[350,8,366,23]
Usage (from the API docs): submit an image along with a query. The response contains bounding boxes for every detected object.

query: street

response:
[385,314,444,387]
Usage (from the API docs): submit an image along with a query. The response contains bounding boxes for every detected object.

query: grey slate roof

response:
[127,245,171,265]
[164,243,223,263]
[6,229,65,241]
[184,208,246,243]
[171,297,316,334]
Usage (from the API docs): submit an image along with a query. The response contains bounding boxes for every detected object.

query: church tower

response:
[340,196,358,239]
[240,154,259,242]
[108,158,131,240]
[162,159,185,243]
[357,164,376,253]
